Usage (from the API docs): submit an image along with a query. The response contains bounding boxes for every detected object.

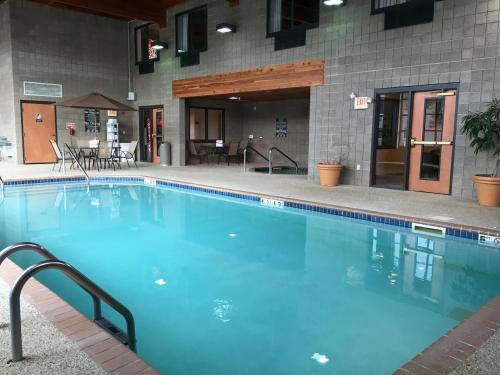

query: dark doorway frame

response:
[370,83,460,192]
[138,105,164,162]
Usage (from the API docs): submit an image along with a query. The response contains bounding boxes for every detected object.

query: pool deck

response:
[0,161,499,374]
[0,162,499,233]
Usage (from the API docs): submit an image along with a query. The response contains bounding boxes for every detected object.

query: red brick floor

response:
[0,259,160,375]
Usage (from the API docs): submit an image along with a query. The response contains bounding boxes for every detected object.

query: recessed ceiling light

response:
[216,23,237,34]
[229,233,237,237]
[323,0,345,5]
[229,96,240,100]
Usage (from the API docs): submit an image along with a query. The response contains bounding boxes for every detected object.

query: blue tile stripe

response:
[2,176,491,241]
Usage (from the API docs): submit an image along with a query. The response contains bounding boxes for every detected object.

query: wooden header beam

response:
[172,60,325,99]
[30,0,189,26]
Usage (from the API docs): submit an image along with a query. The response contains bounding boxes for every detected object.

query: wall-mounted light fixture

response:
[323,0,345,6]
[216,23,237,34]
[151,40,168,50]
[349,92,357,100]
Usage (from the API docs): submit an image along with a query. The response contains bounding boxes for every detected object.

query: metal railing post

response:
[268,149,273,175]
[64,144,90,185]
[9,260,136,362]
[243,149,247,173]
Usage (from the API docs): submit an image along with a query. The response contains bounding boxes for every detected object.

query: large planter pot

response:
[317,163,343,187]
[473,175,500,207]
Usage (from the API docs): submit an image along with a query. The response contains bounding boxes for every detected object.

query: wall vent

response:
[23,81,62,98]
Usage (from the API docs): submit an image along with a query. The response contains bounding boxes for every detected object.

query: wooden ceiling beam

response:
[30,0,189,26]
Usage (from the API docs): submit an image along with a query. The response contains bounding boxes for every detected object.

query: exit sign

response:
[354,97,370,110]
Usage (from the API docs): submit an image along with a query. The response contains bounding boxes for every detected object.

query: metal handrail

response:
[0,175,4,194]
[64,143,90,185]
[242,145,270,173]
[0,242,102,320]
[268,146,299,175]
[9,259,136,361]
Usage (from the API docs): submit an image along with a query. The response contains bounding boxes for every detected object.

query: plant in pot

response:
[461,99,500,206]
[317,156,344,187]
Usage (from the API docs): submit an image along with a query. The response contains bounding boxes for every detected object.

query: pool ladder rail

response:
[64,143,90,185]
[0,242,136,362]
[242,145,299,174]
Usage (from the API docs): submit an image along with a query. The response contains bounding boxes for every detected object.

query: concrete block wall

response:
[5,0,131,163]
[130,0,500,199]
[0,1,16,161]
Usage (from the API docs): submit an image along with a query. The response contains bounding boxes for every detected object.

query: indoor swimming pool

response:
[0,182,499,375]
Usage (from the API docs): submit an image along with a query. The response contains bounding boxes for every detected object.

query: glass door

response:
[408,91,456,194]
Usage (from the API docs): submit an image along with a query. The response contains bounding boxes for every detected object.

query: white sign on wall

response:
[354,97,370,110]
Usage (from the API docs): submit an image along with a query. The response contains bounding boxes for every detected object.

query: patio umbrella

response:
[56,92,136,111]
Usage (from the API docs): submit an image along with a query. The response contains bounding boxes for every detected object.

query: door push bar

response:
[410,138,454,147]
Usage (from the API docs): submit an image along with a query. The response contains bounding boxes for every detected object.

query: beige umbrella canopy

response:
[56,92,136,111]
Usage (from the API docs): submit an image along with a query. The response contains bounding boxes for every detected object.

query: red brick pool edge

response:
[396,294,500,375]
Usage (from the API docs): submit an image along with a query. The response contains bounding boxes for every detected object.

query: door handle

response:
[410,138,453,147]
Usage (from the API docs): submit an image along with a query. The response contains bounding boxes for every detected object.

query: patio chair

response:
[96,141,120,171]
[188,141,207,164]
[223,141,240,165]
[121,140,138,168]
[49,140,74,172]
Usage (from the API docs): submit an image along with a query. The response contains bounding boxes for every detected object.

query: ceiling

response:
[191,87,311,102]
[28,0,189,26]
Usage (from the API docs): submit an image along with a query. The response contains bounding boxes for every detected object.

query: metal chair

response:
[49,140,73,171]
[188,141,207,164]
[121,141,138,168]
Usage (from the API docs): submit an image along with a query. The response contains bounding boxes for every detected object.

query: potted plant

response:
[462,99,500,206]
[317,157,343,187]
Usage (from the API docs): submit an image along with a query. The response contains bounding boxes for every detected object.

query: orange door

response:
[152,108,164,164]
[22,102,57,164]
[408,91,456,194]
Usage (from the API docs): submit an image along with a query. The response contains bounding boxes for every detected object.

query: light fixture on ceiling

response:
[229,96,241,100]
[216,23,237,34]
[151,40,168,50]
[323,0,345,6]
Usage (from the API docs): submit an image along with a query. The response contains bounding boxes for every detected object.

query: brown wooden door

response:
[22,102,57,164]
[152,108,164,164]
[408,91,456,194]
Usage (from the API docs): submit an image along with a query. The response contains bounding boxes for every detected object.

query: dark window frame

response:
[175,5,208,58]
[266,0,320,38]
[371,0,408,15]
[134,23,160,65]
[188,106,226,142]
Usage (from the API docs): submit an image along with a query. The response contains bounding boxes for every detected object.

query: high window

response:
[371,0,407,14]
[267,0,319,50]
[175,6,207,67]
[135,23,160,74]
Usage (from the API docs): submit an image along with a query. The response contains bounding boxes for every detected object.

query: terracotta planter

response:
[317,163,343,187]
[473,175,500,207]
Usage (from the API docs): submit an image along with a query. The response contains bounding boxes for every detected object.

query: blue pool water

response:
[0,183,499,375]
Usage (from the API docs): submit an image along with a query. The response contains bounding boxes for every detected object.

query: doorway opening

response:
[21,101,57,164]
[139,106,164,163]
[371,84,458,195]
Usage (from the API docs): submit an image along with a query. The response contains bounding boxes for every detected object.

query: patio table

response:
[199,144,227,164]
[70,145,121,170]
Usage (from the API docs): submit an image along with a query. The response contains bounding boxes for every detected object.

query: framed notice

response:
[84,109,101,133]
[275,118,287,138]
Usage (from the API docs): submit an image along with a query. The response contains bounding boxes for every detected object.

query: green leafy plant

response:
[462,99,500,176]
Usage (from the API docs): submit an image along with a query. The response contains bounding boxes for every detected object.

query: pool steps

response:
[0,242,136,362]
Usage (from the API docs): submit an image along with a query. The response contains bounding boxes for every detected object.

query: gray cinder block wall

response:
[3,0,132,163]
[131,0,499,199]
[0,1,16,161]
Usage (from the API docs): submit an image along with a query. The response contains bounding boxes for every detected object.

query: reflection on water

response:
[0,184,499,375]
